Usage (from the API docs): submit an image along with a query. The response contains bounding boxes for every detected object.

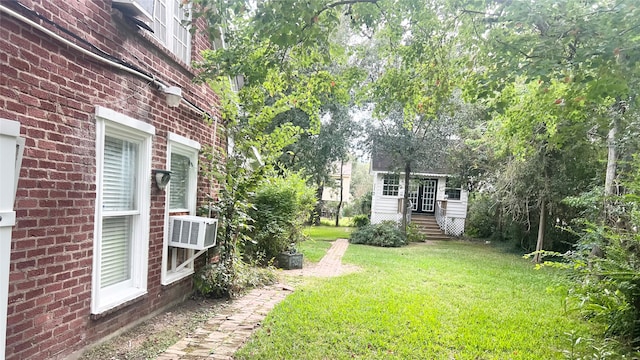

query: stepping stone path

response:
[156,238,351,360]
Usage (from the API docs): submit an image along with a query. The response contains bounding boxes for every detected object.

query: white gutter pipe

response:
[0,3,208,117]
[0,119,23,360]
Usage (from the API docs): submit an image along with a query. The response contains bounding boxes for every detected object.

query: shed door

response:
[409,178,437,214]
[421,179,437,212]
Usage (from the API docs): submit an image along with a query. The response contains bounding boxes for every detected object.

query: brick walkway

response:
[156,238,350,360]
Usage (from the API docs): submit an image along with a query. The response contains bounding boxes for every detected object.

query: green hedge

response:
[349,221,406,247]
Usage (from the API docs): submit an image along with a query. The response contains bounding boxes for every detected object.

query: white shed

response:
[370,154,468,237]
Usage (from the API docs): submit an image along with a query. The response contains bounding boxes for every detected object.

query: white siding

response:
[445,189,468,218]
[442,189,468,236]
[371,172,402,224]
[369,171,469,234]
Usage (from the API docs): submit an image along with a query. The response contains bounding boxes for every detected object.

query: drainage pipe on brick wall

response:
[0,3,210,117]
[0,119,23,360]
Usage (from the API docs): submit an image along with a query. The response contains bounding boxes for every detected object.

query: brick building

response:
[0,1,223,358]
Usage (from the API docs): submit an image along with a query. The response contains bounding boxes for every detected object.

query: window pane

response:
[169,153,190,210]
[171,0,190,62]
[445,188,461,200]
[103,136,137,211]
[153,0,167,44]
[383,174,399,196]
[101,216,132,287]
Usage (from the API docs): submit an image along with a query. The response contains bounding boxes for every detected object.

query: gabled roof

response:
[371,151,450,175]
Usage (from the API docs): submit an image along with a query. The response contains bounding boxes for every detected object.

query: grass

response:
[236,241,595,359]
[319,216,353,227]
[299,225,353,262]
[303,225,352,240]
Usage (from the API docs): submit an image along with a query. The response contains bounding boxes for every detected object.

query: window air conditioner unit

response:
[112,0,155,24]
[169,216,218,250]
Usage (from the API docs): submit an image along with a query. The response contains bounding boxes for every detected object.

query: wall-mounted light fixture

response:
[161,85,182,107]
[153,169,172,190]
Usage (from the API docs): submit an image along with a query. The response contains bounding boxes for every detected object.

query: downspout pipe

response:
[0,119,23,360]
[0,2,211,118]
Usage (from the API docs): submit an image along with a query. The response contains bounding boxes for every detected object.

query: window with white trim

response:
[92,107,154,314]
[153,0,191,63]
[445,188,462,200]
[162,133,200,285]
[382,174,400,196]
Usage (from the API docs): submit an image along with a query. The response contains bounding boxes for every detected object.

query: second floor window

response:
[153,0,191,64]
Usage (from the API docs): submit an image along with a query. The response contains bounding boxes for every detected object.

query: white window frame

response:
[162,133,200,285]
[382,174,400,197]
[92,106,154,315]
[153,0,192,64]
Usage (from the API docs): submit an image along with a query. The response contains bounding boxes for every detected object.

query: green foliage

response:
[193,256,277,299]
[248,172,316,261]
[351,214,370,228]
[343,190,372,218]
[349,221,406,247]
[466,193,498,239]
[405,222,426,243]
[318,216,351,227]
[533,159,640,355]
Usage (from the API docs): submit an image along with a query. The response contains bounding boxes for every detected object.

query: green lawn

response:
[299,225,353,262]
[237,241,595,359]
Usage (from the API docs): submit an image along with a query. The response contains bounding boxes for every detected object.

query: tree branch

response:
[324,0,378,11]
[300,0,379,36]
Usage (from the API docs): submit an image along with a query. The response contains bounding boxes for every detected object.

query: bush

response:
[248,172,315,261]
[406,222,426,242]
[351,214,370,228]
[193,257,277,299]
[349,221,406,247]
[465,193,498,239]
[542,159,640,355]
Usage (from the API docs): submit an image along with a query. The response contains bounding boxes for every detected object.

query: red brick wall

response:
[0,1,223,358]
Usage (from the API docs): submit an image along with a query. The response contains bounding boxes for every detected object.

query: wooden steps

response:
[410,214,450,240]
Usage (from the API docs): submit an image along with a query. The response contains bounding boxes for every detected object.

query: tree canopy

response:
[190,1,640,351]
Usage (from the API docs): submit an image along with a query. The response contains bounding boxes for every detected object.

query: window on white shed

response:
[153,0,191,64]
[382,174,400,196]
[445,188,462,201]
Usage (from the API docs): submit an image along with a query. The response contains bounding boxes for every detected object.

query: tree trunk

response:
[532,199,546,264]
[533,154,550,263]
[335,159,344,227]
[401,162,411,233]
[604,118,619,226]
[312,184,324,225]
[605,121,618,197]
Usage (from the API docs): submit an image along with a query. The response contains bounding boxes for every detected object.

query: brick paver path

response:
[156,238,350,360]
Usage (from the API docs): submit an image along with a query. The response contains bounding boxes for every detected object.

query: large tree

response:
[275,103,358,224]
[459,0,640,256]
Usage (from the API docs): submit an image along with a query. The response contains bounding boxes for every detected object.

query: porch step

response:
[410,215,450,240]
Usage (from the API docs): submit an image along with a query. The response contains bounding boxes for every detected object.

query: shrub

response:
[194,257,277,299]
[351,214,370,228]
[349,221,406,247]
[540,160,640,355]
[342,191,372,217]
[465,193,498,239]
[406,222,426,242]
[248,172,315,261]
